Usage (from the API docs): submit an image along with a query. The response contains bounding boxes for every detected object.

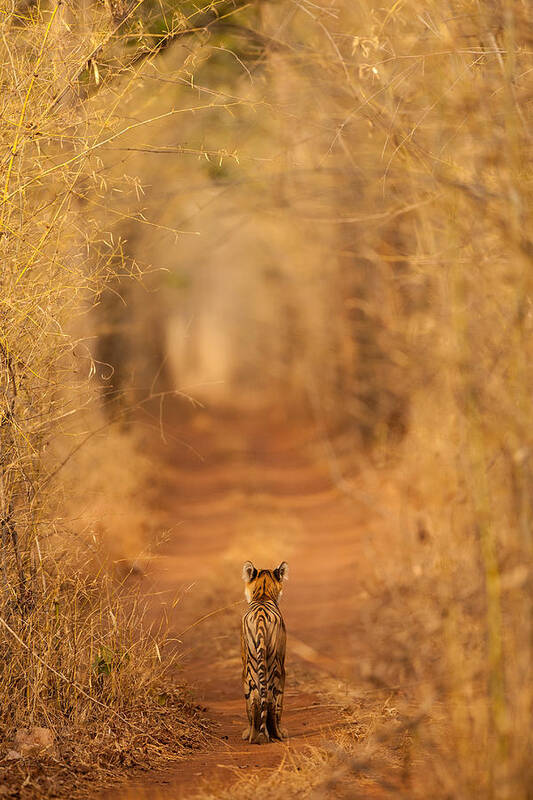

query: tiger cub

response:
[241,561,288,744]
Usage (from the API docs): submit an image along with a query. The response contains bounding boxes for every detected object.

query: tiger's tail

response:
[256,632,269,743]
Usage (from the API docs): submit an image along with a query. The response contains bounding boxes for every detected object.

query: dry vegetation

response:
[0,0,226,794]
[1,0,532,797]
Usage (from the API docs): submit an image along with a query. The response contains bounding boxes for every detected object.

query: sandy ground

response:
[101,408,404,799]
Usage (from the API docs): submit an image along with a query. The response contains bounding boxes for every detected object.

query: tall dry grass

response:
[325,3,531,796]
[0,0,227,785]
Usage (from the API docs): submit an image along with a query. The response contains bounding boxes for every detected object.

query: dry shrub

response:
[0,0,226,789]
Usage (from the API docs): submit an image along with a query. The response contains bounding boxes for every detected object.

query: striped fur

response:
[241,561,288,744]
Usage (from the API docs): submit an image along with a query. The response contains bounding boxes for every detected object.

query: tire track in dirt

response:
[103,409,388,799]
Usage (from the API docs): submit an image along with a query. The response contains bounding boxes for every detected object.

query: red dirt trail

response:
[103,408,392,799]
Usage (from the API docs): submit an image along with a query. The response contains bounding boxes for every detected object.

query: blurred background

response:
[94,2,413,440]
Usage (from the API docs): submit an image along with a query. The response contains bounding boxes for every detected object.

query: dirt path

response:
[104,408,395,799]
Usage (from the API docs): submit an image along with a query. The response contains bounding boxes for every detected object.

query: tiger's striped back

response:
[241,561,288,744]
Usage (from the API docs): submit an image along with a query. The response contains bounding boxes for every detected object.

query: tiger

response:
[241,560,289,744]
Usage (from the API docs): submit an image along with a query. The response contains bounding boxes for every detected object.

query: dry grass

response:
[0,0,230,793]
[192,748,334,800]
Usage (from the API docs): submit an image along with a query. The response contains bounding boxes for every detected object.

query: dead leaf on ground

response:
[13,727,58,758]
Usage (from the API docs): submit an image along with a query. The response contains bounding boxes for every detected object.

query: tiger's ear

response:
[274,561,289,582]
[242,561,257,582]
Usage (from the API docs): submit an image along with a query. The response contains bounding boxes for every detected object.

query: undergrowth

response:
[0,0,228,793]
